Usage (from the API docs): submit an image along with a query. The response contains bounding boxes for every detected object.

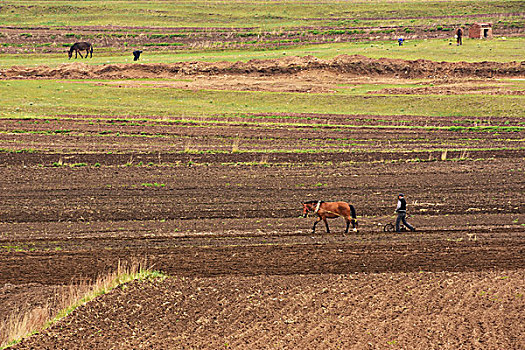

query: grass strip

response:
[2,114,524,133]
[0,80,524,118]
[1,38,524,67]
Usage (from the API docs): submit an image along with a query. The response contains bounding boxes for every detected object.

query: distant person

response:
[456,28,463,46]
[395,193,416,232]
[398,37,404,46]
[133,50,143,61]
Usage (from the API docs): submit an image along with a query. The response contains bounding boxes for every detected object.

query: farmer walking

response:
[395,193,416,232]
[456,27,463,46]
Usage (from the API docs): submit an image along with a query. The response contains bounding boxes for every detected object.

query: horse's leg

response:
[352,219,358,232]
[347,216,357,232]
[323,217,330,234]
[78,51,84,58]
[312,217,321,234]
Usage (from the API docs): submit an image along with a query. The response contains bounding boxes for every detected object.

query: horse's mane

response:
[303,200,324,204]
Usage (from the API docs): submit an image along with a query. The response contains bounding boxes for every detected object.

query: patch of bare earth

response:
[94,74,525,95]
[370,83,525,95]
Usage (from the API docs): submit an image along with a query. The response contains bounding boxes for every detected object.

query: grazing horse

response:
[302,200,358,234]
[68,42,93,59]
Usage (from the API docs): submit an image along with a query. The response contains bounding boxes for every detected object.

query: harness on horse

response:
[314,200,322,213]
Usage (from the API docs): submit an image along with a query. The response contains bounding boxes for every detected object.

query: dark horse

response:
[302,200,358,234]
[68,42,93,59]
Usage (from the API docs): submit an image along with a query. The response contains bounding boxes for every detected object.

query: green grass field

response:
[1,80,523,120]
[0,37,523,68]
[0,1,523,128]
[1,0,523,28]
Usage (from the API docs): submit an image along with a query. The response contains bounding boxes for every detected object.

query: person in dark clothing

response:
[133,50,143,61]
[395,193,415,232]
[456,28,463,46]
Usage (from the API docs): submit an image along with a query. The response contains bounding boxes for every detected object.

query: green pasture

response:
[0,80,523,120]
[1,0,522,28]
[0,37,523,68]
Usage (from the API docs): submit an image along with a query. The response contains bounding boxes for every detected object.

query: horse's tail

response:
[349,204,356,219]
[349,204,358,228]
[89,44,93,56]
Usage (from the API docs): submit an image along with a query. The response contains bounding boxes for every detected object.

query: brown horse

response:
[68,42,93,59]
[302,200,358,234]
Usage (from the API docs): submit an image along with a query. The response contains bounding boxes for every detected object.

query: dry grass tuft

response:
[231,136,241,153]
[441,149,448,161]
[0,259,165,349]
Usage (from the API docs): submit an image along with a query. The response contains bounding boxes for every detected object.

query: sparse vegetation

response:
[141,182,166,188]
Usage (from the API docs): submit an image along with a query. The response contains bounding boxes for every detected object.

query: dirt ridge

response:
[1,55,524,80]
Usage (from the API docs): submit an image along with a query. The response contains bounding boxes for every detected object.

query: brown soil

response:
[1,153,524,348]
[371,84,525,95]
[92,75,525,95]
[1,55,524,80]
[0,108,522,157]
[9,270,525,350]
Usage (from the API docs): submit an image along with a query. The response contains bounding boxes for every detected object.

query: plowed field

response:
[1,54,524,348]
[9,271,525,350]
[2,153,524,348]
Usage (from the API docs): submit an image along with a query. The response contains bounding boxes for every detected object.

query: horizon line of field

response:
[2,10,524,29]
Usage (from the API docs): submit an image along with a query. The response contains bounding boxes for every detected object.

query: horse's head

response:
[302,202,312,218]
[68,50,72,59]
